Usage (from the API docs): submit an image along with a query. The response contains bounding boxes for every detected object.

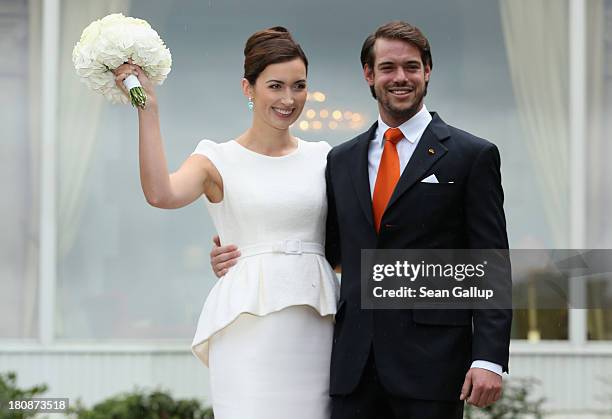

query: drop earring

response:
[248,97,254,111]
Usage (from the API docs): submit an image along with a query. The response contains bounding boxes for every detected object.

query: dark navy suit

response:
[325,113,512,418]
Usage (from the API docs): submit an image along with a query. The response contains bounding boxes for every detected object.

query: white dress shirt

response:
[367,104,504,377]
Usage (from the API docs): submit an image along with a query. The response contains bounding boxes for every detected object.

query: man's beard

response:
[376,83,425,120]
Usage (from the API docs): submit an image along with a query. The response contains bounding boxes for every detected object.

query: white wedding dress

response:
[190,138,339,419]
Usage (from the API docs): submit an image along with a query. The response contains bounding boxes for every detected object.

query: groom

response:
[211,21,511,419]
[322,21,511,419]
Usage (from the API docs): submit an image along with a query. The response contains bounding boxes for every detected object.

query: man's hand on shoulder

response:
[460,367,503,408]
[210,235,240,277]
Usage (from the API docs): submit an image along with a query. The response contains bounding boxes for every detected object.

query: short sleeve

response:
[191,139,222,174]
[191,139,217,157]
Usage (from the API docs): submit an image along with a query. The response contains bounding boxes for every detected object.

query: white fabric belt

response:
[239,240,324,258]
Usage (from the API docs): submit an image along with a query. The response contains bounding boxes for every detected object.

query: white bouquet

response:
[72,13,172,109]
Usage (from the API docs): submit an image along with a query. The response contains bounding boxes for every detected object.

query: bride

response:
[114,27,339,419]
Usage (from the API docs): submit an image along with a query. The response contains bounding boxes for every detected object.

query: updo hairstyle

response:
[243,26,308,85]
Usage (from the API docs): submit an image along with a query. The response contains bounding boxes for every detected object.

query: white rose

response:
[100,13,126,26]
[79,19,102,46]
[125,16,151,29]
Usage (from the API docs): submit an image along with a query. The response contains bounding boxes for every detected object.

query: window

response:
[10,0,612,345]
[56,0,554,340]
[0,0,39,339]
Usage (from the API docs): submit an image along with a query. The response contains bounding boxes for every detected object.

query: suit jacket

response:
[325,112,512,400]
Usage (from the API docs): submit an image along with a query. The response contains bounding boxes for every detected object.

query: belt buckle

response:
[283,239,302,255]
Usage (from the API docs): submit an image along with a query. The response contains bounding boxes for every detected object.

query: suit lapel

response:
[349,122,378,229]
[386,113,451,211]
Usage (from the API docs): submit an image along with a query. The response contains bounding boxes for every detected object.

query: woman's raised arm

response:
[114,63,221,209]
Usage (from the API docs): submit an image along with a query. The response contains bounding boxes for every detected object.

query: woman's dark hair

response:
[243,26,308,85]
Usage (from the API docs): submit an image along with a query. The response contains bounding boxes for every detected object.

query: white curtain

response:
[57,0,130,260]
[585,0,607,248]
[23,0,43,339]
[499,0,570,247]
[14,0,131,339]
[501,0,609,340]
[0,0,38,339]
[584,0,607,340]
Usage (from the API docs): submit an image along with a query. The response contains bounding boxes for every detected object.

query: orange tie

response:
[372,128,403,232]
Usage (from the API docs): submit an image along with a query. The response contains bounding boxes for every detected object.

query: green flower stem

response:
[129,86,147,109]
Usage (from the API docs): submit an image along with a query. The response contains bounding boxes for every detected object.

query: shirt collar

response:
[374,104,432,147]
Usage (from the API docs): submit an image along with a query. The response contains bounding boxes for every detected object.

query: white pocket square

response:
[421,174,439,183]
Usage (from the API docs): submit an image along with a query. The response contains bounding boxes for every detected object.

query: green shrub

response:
[2,369,545,419]
[0,372,48,419]
[69,389,214,419]
[463,378,544,419]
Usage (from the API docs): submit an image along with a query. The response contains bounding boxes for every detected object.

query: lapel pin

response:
[428,148,435,155]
